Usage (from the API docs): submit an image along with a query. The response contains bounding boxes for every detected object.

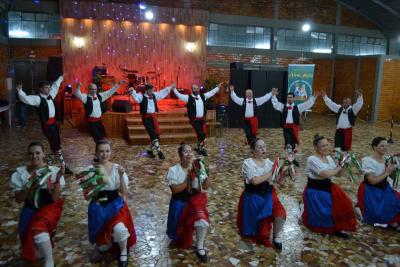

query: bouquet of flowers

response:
[25,166,53,208]
[75,165,108,201]
[335,148,362,182]
[271,145,297,183]
[187,159,209,193]
[385,155,400,189]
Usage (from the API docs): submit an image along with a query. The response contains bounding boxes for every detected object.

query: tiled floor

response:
[0,114,399,266]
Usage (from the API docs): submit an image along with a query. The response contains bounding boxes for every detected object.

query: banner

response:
[288,64,315,105]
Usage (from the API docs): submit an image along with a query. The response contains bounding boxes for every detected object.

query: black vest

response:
[187,94,206,119]
[281,105,300,127]
[140,94,159,115]
[336,107,356,126]
[37,96,56,125]
[244,181,273,197]
[242,98,257,117]
[84,94,107,117]
[24,189,54,211]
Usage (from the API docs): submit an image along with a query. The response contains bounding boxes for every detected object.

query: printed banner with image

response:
[288,64,315,105]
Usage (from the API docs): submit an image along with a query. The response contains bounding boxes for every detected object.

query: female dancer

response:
[85,139,136,267]
[165,143,211,262]
[11,141,64,267]
[358,137,400,229]
[237,138,286,249]
[302,134,356,238]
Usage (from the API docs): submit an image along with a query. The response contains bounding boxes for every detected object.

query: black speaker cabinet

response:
[230,62,244,70]
[112,100,132,113]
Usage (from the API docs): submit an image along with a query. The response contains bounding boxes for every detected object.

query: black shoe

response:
[195,249,208,263]
[118,254,128,267]
[146,150,156,158]
[272,238,283,250]
[64,166,73,175]
[158,151,165,160]
[333,231,350,239]
[293,159,300,167]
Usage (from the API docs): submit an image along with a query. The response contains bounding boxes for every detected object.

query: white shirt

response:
[242,158,273,184]
[87,164,129,191]
[10,165,65,192]
[323,95,363,129]
[18,75,63,118]
[165,162,208,189]
[130,86,172,114]
[230,91,272,118]
[306,155,336,179]
[361,156,385,176]
[271,95,316,123]
[75,83,121,118]
[173,87,219,118]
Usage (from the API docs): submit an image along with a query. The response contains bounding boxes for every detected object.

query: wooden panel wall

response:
[358,57,377,120]
[61,19,207,91]
[333,59,357,104]
[377,59,400,122]
[10,46,61,59]
[311,59,333,113]
[0,44,8,100]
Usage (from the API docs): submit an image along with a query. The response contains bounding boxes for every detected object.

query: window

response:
[277,29,333,53]
[207,22,271,49]
[337,34,386,55]
[8,11,60,39]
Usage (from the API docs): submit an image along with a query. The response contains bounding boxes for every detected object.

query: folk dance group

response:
[12,76,400,266]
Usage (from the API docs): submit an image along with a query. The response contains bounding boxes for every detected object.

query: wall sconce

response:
[73,37,85,48]
[185,42,196,53]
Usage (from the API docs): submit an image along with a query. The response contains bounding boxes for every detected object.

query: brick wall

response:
[340,6,377,30]
[377,59,400,122]
[279,0,336,25]
[0,44,8,100]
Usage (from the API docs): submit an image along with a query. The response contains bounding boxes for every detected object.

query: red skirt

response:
[244,117,258,137]
[175,192,209,249]
[302,183,356,233]
[237,189,286,247]
[95,203,137,254]
[21,200,64,262]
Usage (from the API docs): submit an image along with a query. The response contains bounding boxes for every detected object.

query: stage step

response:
[127,124,193,135]
[128,133,197,145]
[126,117,190,126]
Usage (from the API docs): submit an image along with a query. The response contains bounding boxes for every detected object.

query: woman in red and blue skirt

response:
[357,137,400,230]
[237,138,286,250]
[302,134,356,238]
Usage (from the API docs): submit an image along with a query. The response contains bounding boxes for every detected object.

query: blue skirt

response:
[304,188,334,228]
[241,192,273,237]
[361,183,400,224]
[166,198,188,240]
[88,196,124,244]
[18,206,36,241]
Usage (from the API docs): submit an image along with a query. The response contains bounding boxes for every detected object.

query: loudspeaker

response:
[230,62,244,70]
[47,57,63,82]
[112,100,132,113]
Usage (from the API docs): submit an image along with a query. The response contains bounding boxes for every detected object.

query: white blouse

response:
[88,164,129,191]
[361,156,385,176]
[10,166,66,192]
[306,155,336,179]
[165,162,208,189]
[242,158,273,184]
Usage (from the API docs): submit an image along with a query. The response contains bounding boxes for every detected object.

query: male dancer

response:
[229,85,277,145]
[17,75,73,174]
[129,82,175,159]
[173,83,224,156]
[322,90,363,151]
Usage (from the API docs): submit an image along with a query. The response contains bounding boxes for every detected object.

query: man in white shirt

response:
[17,75,73,174]
[229,85,277,145]
[271,90,318,154]
[129,83,175,159]
[173,83,224,156]
[322,90,363,151]
[74,80,126,143]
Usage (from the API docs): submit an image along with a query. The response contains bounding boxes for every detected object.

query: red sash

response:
[87,117,102,122]
[175,192,209,249]
[244,117,258,136]
[143,113,160,137]
[284,123,300,144]
[21,200,64,262]
[46,117,56,125]
[95,202,137,253]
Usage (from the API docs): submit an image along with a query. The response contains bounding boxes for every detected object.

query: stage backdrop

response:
[61,19,207,91]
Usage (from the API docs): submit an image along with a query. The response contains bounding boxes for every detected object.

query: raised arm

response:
[352,94,363,115]
[297,95,316,113]
[49,75,64,99]
[271,95,284,112]
[173,87,189,102]
[255,91,272,106]
[323,94,341,113]
[230,87,244,106]
[204,86,220,100]
[99,80,126,101]
[17,88,40,107]
[154,83,174,100]
[128,87,143,103]
[73,83,88,103]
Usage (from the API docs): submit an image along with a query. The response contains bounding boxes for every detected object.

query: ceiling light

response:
[144,10,154,20]
[302,23,311,32]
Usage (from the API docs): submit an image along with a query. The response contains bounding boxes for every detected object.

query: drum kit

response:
[119,65,162,93]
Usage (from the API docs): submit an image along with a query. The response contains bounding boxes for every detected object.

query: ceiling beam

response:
[370,0,400,19]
